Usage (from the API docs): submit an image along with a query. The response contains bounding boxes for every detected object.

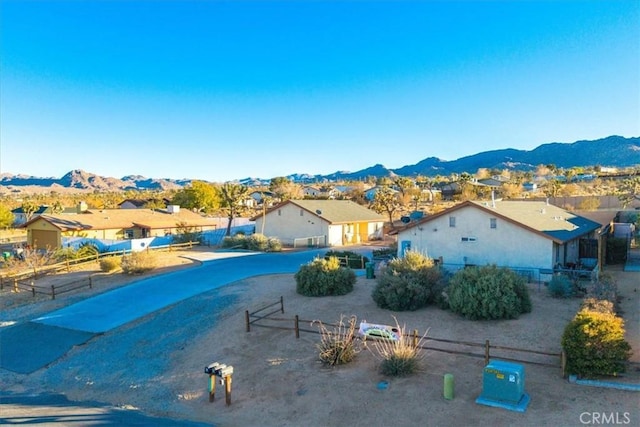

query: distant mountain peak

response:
[1,135,638,195]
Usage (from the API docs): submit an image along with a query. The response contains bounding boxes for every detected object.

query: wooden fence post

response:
[561,350,567,378]
[413,329,418,348]
[31,280,35,297]
[245,310,250,332]
[51,285,56,300]
[280,296,284,313]
[13,278,17,293]
[66,259,70,272]
[89,276,93,289]
[295,315,300,339]
[0,276,3,291]
[484,340,490,365]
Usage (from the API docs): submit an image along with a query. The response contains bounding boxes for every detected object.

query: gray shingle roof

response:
[400,200,602,243]
[282,200,385,224]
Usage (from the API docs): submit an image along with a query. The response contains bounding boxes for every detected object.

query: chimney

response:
[491,190,496,208]
[77,201,88,213]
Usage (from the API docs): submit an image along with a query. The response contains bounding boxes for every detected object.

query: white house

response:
[394,200,602,274]
[252,199,385,247]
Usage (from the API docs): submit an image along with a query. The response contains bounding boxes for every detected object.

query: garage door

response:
[31,230,59,249]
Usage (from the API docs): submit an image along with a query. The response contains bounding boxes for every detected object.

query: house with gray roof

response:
[394,200,603,278]
[251,199,385,247]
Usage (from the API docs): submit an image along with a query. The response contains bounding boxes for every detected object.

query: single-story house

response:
[251,199,385,247]
[393,200,602,274]
[118,198,170,209]
[11,204,78,225]
[20,205,219,249]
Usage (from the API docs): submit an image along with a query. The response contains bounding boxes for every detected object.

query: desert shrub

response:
[561,305,632,378]
[313,315,361,366]
[447,265,531,320]
[324,250,369,269]
[173,221,203,244]
[53,243,99,262]
[220,234,247,248]
[54,247,78,261]
[580,298,614,314]
[121,251,158,275]
[295,256,356,297]
[371,251,446,311]
[372,245,396,260]
[77,243,100,258]
[220,233,281,252]
[586,273,619,312]
[366,318,427,377]
[548,275,574,298]
[99,256,121,272]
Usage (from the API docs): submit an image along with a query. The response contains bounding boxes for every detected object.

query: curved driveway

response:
[33,249,328,333]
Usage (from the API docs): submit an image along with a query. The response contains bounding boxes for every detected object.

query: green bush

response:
[561,304,632,378]
[99,256,121,272]
[548,275,574,298]
[295,257,356,297]
[121,251,158,275]
[447,265,531,320]
[371,251,446,311]
[324,250,369,269]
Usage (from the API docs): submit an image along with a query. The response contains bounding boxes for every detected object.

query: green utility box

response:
[365,262,375,279]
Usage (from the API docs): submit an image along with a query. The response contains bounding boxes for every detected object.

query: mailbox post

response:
[205,362,234,405]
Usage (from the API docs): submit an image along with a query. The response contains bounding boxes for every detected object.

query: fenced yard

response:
[0,241,199,300]
[245,296,566,374]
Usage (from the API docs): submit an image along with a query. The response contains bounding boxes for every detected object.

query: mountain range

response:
[1,135,638,193]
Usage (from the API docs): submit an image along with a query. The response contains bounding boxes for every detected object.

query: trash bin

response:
[365,262,375,279]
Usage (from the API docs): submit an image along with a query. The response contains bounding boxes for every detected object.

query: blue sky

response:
[1,1,638,182]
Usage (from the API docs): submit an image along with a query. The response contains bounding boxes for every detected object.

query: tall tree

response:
[0,203,14,228]
[269,177,302,201]
[370,187,401,228]
[172,181,220,214]
[21,200,38,222]
[218,183,250,236]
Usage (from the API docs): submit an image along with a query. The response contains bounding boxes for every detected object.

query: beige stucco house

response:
[394,200,602,274]
[252,199,385,247]
[20,206,219,249]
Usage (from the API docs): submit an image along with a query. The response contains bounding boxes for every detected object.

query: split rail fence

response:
[245,297,566,375]
[0,241,198,300]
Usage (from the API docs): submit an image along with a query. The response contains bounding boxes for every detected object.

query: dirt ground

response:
[1,248,639,427]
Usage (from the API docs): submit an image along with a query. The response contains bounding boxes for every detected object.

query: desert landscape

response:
[1,247,639,427]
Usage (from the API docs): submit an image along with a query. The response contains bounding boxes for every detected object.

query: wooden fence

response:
[0,241,198,300]
[246,297,566,374]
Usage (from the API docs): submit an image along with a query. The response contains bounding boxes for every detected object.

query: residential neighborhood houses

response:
[393,200,604,282]
[251,199,386,247]
[19,203,222,251]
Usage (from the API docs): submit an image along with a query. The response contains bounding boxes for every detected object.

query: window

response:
[490,218,497,229]
[278,209,281,216]
[449,216,456,228]
[125,229,134,239]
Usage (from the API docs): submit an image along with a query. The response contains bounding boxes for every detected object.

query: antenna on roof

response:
[491,191,496,208]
